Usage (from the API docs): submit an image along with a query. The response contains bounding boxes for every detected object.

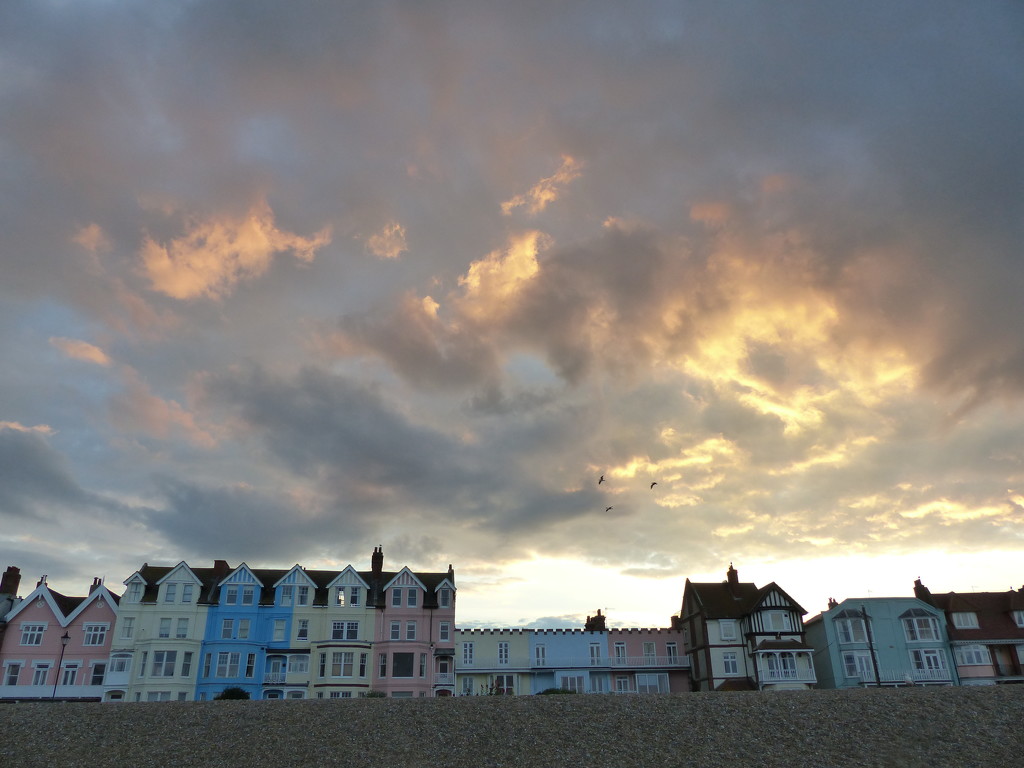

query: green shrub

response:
[537,687,577,694]
[214,687,251,700]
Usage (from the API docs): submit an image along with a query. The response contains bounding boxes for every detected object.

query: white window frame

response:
[439,588,451,608]
[125,581,143,602]
[225,586,238,605]
[952,612,979,629]
[159,618,172,639]
[221,619,234,639]
[392,588,402,607]
[439,621,451,642]
[83,623,108,646]
[273,619,286,641]
[121,617,135,639]
[349,587,361,607]
[722,652,739,675]
[4,662,23,686]
[110,654,131,674]
[498,642,509,665]
[462,643,474,666]
[406,588,417,608]
[836,617,868,644]
[954,645,991,666]
[390,621,401,641]
[903,616,940,642]
[406,621,417,641]
[61,663,80,686]
[535,644,546,666]
[238,619,250,640]
[719,620,737,641]
[910,648,947,673]
[635,672,668,693]
[181,583,194,603]
[842,650,873,679]
[152,651,176,677]
[164,583,177,603]
[176,618,189,639]
[20,623,46,646]
[297,619,309,641]
[31,663,51,686]
[241,586,254,605]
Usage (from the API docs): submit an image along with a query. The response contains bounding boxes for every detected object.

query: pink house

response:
[0,574,120,700]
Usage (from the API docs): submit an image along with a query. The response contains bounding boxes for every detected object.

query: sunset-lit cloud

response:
[2,2,1022,624]
[140,200,331,300]
[49,337,112,366]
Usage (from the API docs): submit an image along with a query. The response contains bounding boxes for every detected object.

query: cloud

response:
[139,200,332,300]
[109,369,217,448]
[365,221,408,260]
[49,337,111,366]
[501,156,583,216]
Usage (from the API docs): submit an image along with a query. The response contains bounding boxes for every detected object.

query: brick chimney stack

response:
[89,577,102,594]
[372,546,383,578]
[584,609,607,632]
[726,563,739,591]
[0,566,21,596]
[913,577,933,604]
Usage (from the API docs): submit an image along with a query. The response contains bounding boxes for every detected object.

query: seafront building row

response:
[1,553,1022,701]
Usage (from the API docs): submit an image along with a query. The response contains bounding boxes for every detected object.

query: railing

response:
[760,669,816,683]
[263,672,287,684]
[529,655,688,669]
[874,668,952,683]
[434,673,454,685]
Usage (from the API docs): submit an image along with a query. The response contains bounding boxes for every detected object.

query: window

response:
[390,621,401,641]
[614,642,627,661]
[203,654,211,678]
[493,674,514,694]
[439,588,451,608]
[952,612,979,629]
[349,587,361,607]
[636,673,669,693]
[147,691,171,702]
[590,643,602,665]
[181,652,193,677]
[331,652,354,677]
[176,618,189,639]
[722,652,739,675]
[225,586,239,605]
[1013,610,1024,628]
[719,620,737,641]
[911,649,947,675]
[955,645,991,666]
[643,642,656,661]
[902,611,941,641]
[297,586,310,606]
[842,650,874,679]
[221,619,234,639]
[461,677,474,695]
[273,620,286,641]
[32,664,50,686]
[126,582,143,602]
[216,652,240,678]
[378,653,387,678]
[90,663,106,686]
[5,664,22,686]
[121,617,135,639]
[139,652,147,677]
[335,587,346,606]
[420,653,426,677]
[164,583,177,603]
[406,621,417,641]
[241,586,254,605]
[61,664,79,686]
[392,589,402,607]
[181,583,194,603]
[836,616,868,644]
[238,619,250,640]
[462,643,474,666]
[152,651,176,677]
[535,644,547,666]
[159,618,172,639]
[498,642,509,665]
[83,624,107,646]
[245,653,255,678]
[20,624,45,646]
[343,622,359,640]
[764,611,792,631]
[359,653,368,677]
[110,655,131,674]
[666,643,678,663]
[280,585,294,606]
[393,651,413,675]
[297,619,309,641]
[407,588,417,608]
[440,621,451,642]
[615,675,631,693]
[289,655,309,674]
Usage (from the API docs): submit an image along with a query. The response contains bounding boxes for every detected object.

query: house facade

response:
[679,564,816,691]
[805,596,957,688]
[914,579,1024,685]
[454,612,689,695]
[1,575,119,700]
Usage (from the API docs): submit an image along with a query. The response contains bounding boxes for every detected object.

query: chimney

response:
[827,597,838,610]
[913,577,933,604]
[447,563,454,581]
[213,560,230,579]
[0,566,21,596]
[372,546,383,578]
[36,574,48,588]
[726,563,739,591]
[584,609,607,632]
[89,577,102,594]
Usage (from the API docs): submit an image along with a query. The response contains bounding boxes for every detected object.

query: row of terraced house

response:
[1,554,1022,701]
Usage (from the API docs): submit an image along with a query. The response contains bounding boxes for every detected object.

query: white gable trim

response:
[272,565,316,589]
[382,567,427,592]
[433,578,456,593]
[64,585,119,624]
[3,583,66,624]
[155,562,202,586]
[325,566,369,590]
[218,563,264,587]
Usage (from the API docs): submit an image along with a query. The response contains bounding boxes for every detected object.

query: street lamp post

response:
[51,631,70,700]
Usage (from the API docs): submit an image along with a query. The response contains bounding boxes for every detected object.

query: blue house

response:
[805,596,959,688]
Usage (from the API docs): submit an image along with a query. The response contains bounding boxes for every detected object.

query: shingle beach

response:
[2,686,1022,768]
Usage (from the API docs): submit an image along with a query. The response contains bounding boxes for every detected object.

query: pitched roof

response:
[926,589,1024,642]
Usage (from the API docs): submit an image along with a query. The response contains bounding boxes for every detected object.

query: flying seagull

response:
[605,506,613,512]
[598,475,605,484]
[650,482,658,489]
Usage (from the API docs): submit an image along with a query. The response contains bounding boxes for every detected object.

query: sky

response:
[2,1,1023,629]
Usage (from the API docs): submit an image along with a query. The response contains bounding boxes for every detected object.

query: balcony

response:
[531,655,689,669]
[433,673,454,685]
[760,669,817,683]
[263,672,287,684]
[874,668,953,684]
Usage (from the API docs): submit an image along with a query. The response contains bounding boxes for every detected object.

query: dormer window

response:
[281,585,294,606]
[349,587,361,607]
[242,586,254,605]
[952,612,979,629]
[1013,610,1024,628]
[297,586,310,606]
[126,582,143,603]
[164,583,177,603]
[392,589,402,607]
[181,584,194,603]
[834,610,869,644]
[901,609,940,641]
[335,588,346,606]
[225,586,238,605]
[407,588,417,608]
[720,620,737,641]
[439,588,451,608]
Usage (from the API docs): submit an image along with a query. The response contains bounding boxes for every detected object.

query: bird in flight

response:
[598,475,605,485]
[605,506,613,512]
[650,482,658,489]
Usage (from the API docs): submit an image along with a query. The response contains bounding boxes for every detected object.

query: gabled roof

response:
[3,580,118,626]
[926,588,1024,641]
[273,564,317,589]
[754,638,812,652]
[218,563,265,587]
[682,578,762,619]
